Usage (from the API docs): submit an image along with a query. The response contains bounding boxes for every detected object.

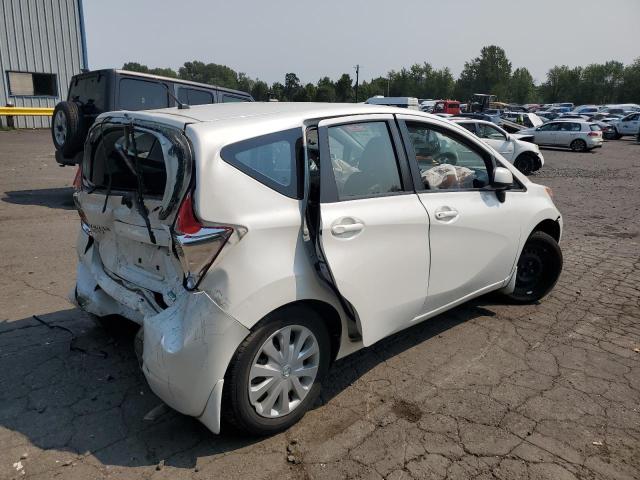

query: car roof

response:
[101,102,448,129]
[74,68,251,97]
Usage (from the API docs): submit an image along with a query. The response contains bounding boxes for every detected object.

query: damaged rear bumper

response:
[142,289,249,433]
[71,228,250,434]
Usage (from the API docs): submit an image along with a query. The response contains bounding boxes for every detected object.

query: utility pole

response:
[354,64,360,103]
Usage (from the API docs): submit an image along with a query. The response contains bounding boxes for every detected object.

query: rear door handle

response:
[331,222,365,235]
[434,209,459,220]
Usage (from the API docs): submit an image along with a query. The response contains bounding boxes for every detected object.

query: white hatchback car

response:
[72,103,563,435]
[519,120,603,151]
[452,119,544,175]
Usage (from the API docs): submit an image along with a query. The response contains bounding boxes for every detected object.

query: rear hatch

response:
[75,115,193,308]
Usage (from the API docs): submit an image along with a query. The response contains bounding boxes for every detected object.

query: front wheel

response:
[514,153,536,175]
[222,307,331,435]
[570,139,587,152]
[504,231,562,304]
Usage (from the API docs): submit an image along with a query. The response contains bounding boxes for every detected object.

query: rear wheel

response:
[505,231,562,304]
[51,101,85,157]
[222,307,331,435]
[513,152,537,175]
[570,139,587,152]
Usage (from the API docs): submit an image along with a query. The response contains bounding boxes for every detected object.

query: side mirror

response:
[535,126,541,131]
[493,166,513,188]
[492,167,513,203]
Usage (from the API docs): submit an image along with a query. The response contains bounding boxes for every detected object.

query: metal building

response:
[0,0,87,128]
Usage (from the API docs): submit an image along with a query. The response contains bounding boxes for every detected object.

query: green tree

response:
[251,80,270,101]
[237,73,254,94]
[334,74,353,102]
[304,83,317,101]
[509,68,535,104]
[122,62,177,78]
[284,73,301,101]
[178,61,239,89]
[315,77,336,102]
[619,58,640,103]
[270,82,285,101]
[454,45,512,101]
[540,65,582,103]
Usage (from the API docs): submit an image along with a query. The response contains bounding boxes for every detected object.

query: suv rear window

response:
[220,128,302,198]
[119,79,169,110]
[68,74,106,112]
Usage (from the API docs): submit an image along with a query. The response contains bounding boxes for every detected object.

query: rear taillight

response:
[72,163,83,191]
[175,192,201,235]
[173,191,233,290]
[588,131,601,137]
[72,191,91,236]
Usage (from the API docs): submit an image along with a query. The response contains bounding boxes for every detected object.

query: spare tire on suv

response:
[51,101,85,157]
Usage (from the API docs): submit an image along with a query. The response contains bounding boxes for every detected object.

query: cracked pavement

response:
[0,130,639,479]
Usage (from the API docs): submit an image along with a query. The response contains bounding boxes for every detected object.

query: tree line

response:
[124,45,640,105]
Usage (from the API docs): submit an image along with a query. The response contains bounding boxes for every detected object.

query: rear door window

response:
[177,87,215,105]
[327,122,402,199]
[119,78,169,110]
[220,128,302,198]
[221,93,250,103]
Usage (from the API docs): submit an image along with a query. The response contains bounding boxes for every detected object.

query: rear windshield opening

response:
[589,124,602,131]
[86,127,167,196]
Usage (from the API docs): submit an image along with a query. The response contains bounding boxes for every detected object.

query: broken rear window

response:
[85,126,167,197]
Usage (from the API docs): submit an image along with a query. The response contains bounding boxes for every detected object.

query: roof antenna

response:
[162,83,190,109]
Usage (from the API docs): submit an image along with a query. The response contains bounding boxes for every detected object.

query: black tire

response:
[51,101,85,157]
[514,152,536,175]
[570,139,587,152]
[222,306,331,436]
[612,129,622,140]
[505,231,563,304]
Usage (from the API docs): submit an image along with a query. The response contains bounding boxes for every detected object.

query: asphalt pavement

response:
[0,130,638,480]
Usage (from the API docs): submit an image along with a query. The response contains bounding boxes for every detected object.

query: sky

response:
[83,0,640,85]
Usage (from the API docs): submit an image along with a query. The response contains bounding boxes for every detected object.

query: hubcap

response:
[516,246,545,288]
[248,325,320,418]
[53,111,67,145]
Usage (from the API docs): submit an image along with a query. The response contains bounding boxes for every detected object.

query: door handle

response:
[434,209,459,220]
[331,222,365,235]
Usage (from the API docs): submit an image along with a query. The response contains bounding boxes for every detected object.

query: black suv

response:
[52,69,253,166]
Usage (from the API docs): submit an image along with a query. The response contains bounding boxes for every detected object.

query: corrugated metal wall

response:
[0,0,86,128]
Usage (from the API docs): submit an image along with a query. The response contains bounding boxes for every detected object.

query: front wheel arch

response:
[531,218,561,242]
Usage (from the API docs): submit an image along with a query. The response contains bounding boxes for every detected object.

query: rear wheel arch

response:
[221,300,339,434]
[241,300,343,364]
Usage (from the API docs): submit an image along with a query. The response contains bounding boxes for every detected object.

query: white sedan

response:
[611,113,640,139]
[453,119,544,175]
[518,120,604,152]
